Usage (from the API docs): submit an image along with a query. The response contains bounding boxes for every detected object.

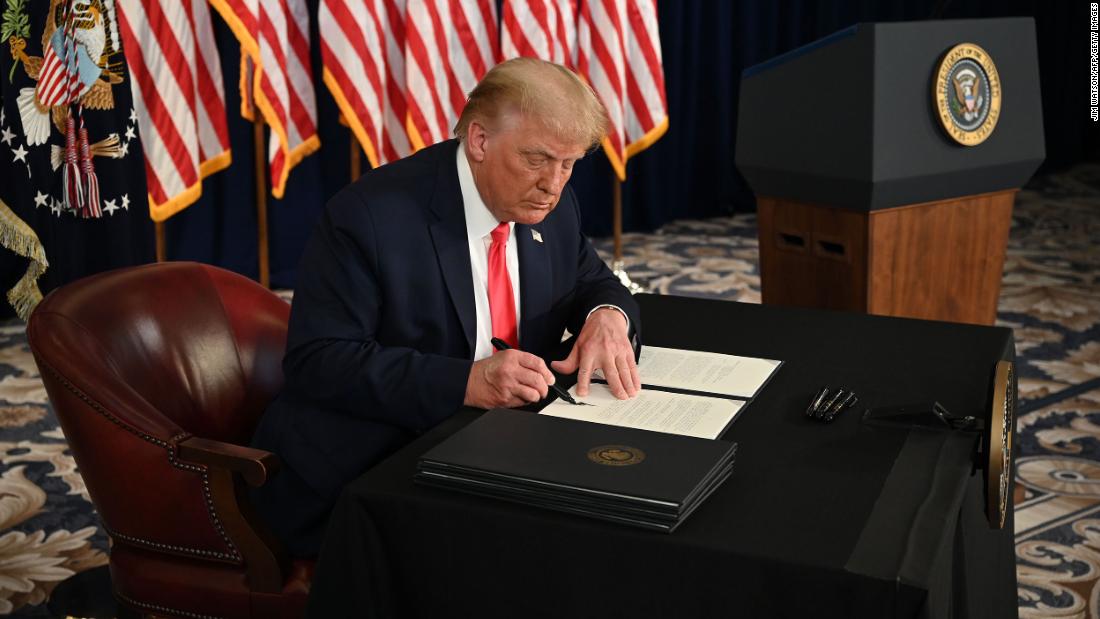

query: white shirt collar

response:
[457,143,512,240]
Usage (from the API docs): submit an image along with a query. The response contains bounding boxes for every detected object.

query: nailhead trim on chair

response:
[164,432,242,562]
[35,354,243,564]
[116,592,226,619]
[105,527,238,562]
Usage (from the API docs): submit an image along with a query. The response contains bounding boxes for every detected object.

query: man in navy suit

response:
[252,58,641,557]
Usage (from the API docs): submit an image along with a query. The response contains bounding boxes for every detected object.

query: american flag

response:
[577,0,667,180]
[116,0,232,221]
[404,0,498,150]
[209,0,319,198]
[319,0,412,167]
[501,0,577,68]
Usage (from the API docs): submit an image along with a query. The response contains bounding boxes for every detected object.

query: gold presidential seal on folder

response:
[934,43,1002,146]
[587,445,646,466]
[988,360,1015,529]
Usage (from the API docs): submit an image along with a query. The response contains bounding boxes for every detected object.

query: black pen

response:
[490,337,586,406]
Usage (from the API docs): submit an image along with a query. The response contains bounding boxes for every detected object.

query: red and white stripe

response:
[501,0,577,68]
[35,36,84,108]
[116,0,232,221]
[319,0,411,167]
[577,0,667,180]
[210,0,320,198]
[404,0,498,150]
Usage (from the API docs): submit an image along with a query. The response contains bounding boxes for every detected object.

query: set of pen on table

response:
[806,386,859,422]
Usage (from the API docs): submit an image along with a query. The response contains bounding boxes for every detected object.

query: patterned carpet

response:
[0,164,1098,617]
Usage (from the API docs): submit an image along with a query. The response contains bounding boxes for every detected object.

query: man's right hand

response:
[464,350,556,409]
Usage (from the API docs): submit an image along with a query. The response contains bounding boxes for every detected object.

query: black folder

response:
[415,409,737,532]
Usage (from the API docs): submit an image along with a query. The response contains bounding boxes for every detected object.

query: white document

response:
[634,346,781,398]
[540,383,744,440]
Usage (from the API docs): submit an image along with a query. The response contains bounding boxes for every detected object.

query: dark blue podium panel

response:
[736,18,1045,211]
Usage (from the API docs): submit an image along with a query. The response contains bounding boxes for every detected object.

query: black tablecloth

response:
[306,295,1017,619]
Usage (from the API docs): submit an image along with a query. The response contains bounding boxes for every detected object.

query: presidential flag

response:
[0,0,152,318]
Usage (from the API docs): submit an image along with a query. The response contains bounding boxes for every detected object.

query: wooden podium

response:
[736,19,1045,325]
[757,190,1014,324]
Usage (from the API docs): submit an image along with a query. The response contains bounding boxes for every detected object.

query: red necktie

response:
[488,222,518,350]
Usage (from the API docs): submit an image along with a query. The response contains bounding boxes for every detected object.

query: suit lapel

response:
[517,222,551,353]
[427,141,476,357]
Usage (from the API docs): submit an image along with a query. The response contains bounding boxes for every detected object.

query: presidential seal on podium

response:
[934,42,1002,146]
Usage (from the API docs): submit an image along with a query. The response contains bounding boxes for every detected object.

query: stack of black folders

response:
[414,409,738,533]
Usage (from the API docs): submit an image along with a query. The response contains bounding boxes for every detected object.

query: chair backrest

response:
[27,262,290,563]
[30,262,289,444]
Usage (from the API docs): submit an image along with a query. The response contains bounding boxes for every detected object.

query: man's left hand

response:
[551,308,639,399]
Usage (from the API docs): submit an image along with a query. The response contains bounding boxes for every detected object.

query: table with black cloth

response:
[305,294,1017,619]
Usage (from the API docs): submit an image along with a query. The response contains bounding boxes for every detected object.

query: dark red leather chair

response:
[27,262,312,618]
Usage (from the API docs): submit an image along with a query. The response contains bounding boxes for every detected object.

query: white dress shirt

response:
[457,146,522,361]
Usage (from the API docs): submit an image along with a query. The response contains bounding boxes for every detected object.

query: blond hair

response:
[454,57,608,149]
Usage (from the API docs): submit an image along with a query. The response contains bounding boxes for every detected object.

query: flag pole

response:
[610,173,645,294]
[350,130,361,182]
[155,222,166,262]
[612,176,622,262]
[254,118,270,288]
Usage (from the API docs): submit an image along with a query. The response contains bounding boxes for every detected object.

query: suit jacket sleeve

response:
[562,186,641,349]
[281,189,472,435]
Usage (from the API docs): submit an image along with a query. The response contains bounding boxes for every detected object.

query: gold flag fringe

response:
[0,198,49,320]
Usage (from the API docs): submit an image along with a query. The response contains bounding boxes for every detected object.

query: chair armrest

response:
[177,435,290,591]
[177,437,280,487]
